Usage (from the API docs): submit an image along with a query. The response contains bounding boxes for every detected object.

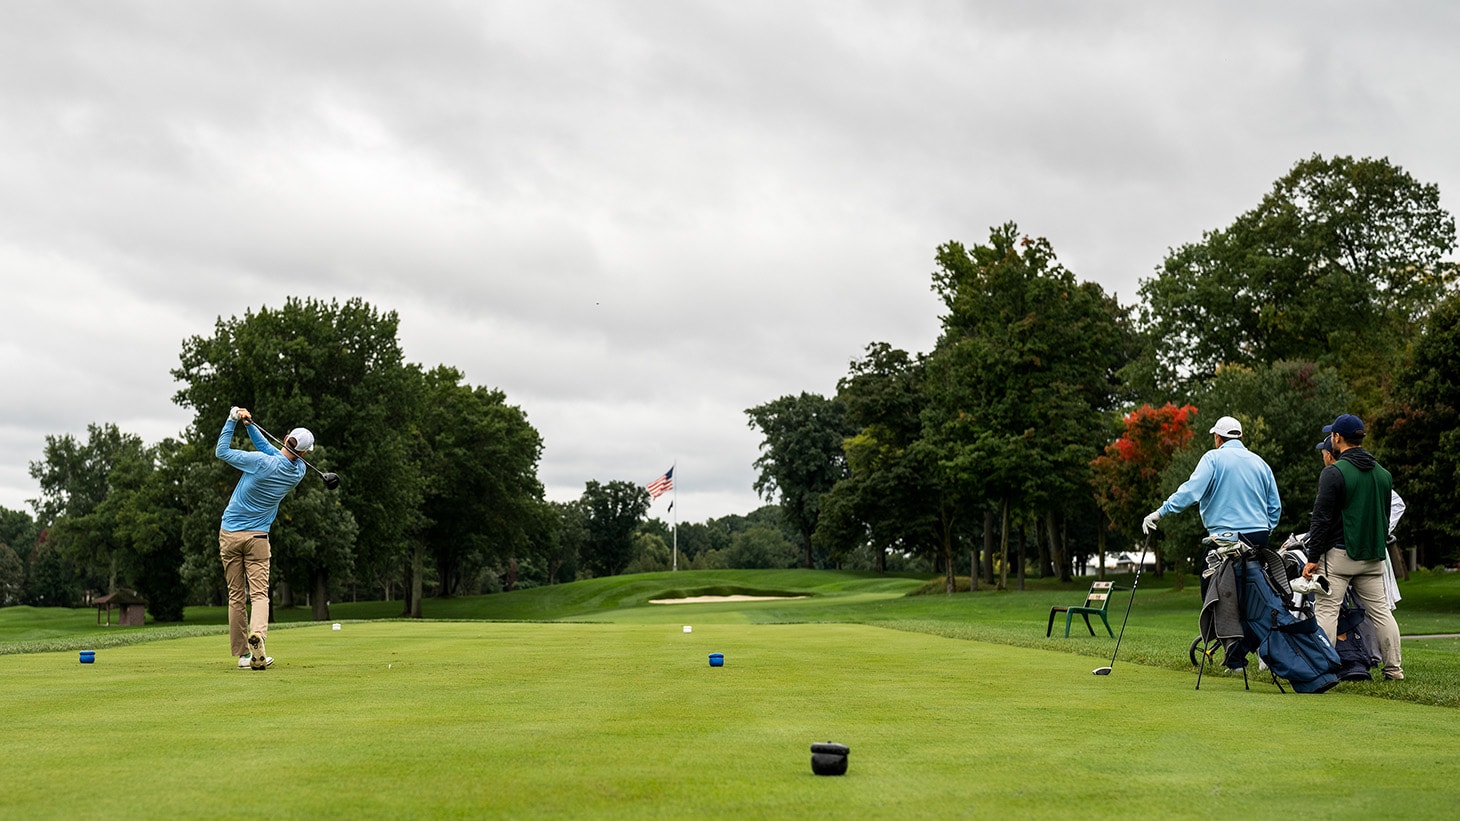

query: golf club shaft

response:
[1105,533,1151,668]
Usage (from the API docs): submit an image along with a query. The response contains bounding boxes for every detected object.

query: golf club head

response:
[1092,666,1112,676]
[321,472,341,490]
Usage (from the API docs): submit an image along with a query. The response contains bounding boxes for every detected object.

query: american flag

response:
[646,467,674,499]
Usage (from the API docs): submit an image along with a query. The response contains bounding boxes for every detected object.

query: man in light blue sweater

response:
[216,406,312,670]
[1143,414,1282,547]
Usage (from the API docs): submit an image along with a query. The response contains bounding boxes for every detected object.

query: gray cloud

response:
[4,1,1459,519]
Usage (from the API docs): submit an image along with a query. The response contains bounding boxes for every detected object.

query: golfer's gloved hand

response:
[1142,510,1161,534]
[229,406,251,423]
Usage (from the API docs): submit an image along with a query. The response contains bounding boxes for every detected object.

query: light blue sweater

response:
[216,418,307,532]
[1159,439,1282,536]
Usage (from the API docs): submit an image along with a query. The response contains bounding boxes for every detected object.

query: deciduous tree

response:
[580,480,650,577]
[1376,292,1460,567]
[746,393,854,568]
[1140,154,1458,408]
[925,223,1134,588]
[29,423,148,595]
[416,366,548,598]
[1091,403,1197,544]
[817,343,940,574]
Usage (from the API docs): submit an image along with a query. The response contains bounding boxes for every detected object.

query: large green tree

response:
[1139,154,1458,408]
[579,480,650,577]
[1376,292,1460,568]
[110,439,191,621]
[925,223,1134,588]
[172,297,419,618]
[416,366,548,598]
[0,506,39,605]
[816,343,940,574]
[29,423,148,597]
[746,392,854,568]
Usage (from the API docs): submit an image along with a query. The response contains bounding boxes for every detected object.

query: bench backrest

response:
[1084,581,1115,608]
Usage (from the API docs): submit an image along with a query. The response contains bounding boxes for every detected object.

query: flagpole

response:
[672,460,678,571]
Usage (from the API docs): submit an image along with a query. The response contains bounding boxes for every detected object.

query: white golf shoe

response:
[247,632,270,670]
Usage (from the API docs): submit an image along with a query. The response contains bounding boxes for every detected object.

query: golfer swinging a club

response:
[216,406,314,670]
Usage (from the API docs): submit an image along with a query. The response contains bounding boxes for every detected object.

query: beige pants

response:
[219,530,271,657]
[1314,547,1403,679]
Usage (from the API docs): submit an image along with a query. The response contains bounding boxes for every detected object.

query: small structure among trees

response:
[94,589,147,626]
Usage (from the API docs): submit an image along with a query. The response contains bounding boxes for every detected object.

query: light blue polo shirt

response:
[1159,439,1282,536]
[215,418,307,532]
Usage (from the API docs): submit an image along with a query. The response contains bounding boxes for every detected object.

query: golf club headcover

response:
[811,742,849,776]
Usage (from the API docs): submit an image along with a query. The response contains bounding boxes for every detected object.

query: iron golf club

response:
[1092,532,1152,675]
[245,420,340,490]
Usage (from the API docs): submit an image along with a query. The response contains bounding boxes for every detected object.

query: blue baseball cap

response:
[1322,414,1365,439]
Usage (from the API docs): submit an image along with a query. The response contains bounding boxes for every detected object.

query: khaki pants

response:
[219,530,271,657]
[1314,547,1403,679]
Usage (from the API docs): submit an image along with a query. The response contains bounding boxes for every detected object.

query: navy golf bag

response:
[1200,546,1340,693]
[1237,554,1340,693]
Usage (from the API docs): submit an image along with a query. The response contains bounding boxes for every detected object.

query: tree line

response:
[746,154,1460,591]
[0,298,812,617]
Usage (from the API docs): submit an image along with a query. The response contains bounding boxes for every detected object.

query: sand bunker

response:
[649,594,808,604]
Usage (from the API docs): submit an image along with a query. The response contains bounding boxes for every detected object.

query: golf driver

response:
[245,420,341,490]
[1092,532,1152,676]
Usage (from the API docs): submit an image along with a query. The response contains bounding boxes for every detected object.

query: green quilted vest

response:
[1333,458,1392,561]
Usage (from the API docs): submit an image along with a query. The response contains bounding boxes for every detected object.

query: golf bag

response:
[1200,546,1341,694]
[1334,589,1377,682]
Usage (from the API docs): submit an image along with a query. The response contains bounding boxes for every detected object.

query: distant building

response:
[1076,551,1156,576]
[93,589,148,627]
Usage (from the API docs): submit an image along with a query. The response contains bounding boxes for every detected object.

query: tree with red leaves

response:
[1091,403,1198,546]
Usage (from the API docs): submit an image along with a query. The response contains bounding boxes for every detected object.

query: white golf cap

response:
[287,427,315,453]
[1208,416,1242,439]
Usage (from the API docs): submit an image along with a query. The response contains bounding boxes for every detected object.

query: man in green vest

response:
[1302,414,1403,680]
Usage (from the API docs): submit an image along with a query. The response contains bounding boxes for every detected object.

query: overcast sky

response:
[4,1,1458,523]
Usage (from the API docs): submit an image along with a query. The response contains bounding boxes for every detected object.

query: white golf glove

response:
[1142,510,1162,534]
[229,406,243,421]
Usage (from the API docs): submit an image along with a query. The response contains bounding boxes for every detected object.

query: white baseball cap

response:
[286,427,315,453]
[1208,416,1242,439]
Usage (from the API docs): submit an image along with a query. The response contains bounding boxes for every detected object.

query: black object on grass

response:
[811,741,849,776]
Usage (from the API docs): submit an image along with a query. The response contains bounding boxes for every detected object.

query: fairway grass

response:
[4,620,1458,819]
